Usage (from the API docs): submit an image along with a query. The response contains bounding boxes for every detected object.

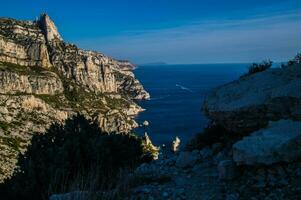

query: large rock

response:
[38,13,63,42]
[203,64,301,133]
[175,151,199,168]
[233,120,301,165]
[217,160,238,180]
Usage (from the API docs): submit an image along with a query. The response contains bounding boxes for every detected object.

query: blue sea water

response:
[134,64,249,145]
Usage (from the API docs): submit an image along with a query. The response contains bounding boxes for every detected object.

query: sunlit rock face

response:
[38,13,63,42]
[0,14,149,182]
[0,70,64,94]
[0,18,52,68]
[203,63,301,133]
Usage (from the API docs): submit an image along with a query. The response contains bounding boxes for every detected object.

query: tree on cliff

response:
[0,114,146,200]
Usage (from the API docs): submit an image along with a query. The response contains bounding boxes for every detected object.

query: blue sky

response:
[1,0,301,64]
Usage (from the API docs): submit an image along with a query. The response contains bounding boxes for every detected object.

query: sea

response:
[134,64,249,145]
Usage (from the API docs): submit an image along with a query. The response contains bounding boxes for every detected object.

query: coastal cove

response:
[134,64,248,145]
[1,0,301,198]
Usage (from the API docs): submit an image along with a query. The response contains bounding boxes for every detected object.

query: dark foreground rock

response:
[128,146,301,200]
[203,63,301,133]
[233,120,301,165]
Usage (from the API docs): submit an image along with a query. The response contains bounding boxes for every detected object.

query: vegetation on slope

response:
[0,114,148,200]
[244,60,273,76]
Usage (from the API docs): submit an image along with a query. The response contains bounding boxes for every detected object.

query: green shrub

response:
[244,60,272,76]
[0,121,10,131]
[1,114,146,200]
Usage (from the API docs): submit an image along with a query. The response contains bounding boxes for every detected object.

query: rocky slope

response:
[127,57,301,200]
[0,14,149,182]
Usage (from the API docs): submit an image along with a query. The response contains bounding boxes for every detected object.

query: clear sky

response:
[1,0,301,64]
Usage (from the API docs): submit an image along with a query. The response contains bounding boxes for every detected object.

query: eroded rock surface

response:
[129,145,301,200]
[233,120,301,165]
[203,63,301,133]
[0,14,149,182]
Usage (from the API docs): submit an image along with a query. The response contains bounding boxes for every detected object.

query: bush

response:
[186,124,230,150]
[281,53,301,68]
[245,60,273,76]
[0,114,146,200]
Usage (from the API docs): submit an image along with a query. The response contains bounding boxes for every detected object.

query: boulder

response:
[176,151,199,168]
[200,147,213,159]
[217,160,238,180]
[171,136,181,153]
[233,120,301,165]
[134,163,171,183]
[203,64,301,133]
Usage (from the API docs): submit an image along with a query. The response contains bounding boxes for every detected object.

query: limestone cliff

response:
[0,14,149,182]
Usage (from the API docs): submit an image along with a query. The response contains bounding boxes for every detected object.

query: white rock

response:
[171,136,181,152]
[233,120,301,165]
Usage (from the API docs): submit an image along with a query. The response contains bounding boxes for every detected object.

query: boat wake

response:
[176,84,193,92]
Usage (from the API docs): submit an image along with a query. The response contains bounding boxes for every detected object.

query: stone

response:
[162,191,169,197]
[214,150,227,164]
[233,120,301,165]
[200,147,213,159]
[226,193,240,200]
[135,163,170,183]
[143,120,150,126]
[212,143,222,153]
[171,136,181,153]
[217,160,238,180]
[176,151,199,168]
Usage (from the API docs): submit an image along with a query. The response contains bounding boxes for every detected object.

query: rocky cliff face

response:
[0,14,149,182]
[197,59,301,199]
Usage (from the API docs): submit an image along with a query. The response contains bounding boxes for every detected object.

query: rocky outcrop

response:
[203,63,301,133]
[0,14,149,182]
[190,58,301,199]
[0,18,52,68]
[233,120,301,165]
[0,70,63,94]
[38,13,63,42]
